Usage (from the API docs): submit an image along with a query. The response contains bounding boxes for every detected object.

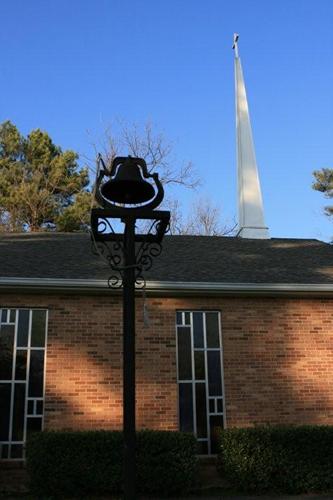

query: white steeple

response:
[233,34,270,239]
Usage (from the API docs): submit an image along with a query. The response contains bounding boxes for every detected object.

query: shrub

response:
[26,430,198,497]
[217,425,333,494]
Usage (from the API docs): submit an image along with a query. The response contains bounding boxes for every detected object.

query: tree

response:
[90,120,199,190]
[313,168,333,216]
[90,120,235,236]
[167,197,237,236]
[0,121,90,232]
[0,119,235,235]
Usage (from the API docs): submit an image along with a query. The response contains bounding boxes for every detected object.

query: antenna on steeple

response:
[233,34,270,239]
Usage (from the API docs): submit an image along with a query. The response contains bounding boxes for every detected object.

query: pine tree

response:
[313,168,333,216]
[0,121,91,232]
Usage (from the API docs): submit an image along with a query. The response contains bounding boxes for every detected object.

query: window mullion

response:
[7,312,17,459]
[190,312,197,437]
[22,310,33,458]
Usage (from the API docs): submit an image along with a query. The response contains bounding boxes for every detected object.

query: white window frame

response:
[0,308,48,461]
[176,310,226,454]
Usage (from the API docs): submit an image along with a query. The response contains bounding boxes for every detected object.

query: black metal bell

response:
[101,160,155,204]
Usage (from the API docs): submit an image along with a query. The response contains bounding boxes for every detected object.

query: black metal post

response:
[91,155,170,499]
[123,217,136,500]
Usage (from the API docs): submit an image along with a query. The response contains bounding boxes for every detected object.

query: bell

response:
[100,159,155,204]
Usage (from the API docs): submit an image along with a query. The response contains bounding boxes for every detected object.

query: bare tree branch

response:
[89,119,200,190]
[87,120,236,237]
[169,197,237,236]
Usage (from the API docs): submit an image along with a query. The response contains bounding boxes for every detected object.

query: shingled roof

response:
[0,232,332,285]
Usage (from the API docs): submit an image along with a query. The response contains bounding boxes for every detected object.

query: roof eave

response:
[0,278,333,298]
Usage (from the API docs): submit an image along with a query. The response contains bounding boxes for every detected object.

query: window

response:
[0,308,48,460]
[176,310,224,454]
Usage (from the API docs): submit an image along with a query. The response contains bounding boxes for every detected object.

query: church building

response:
[1,36,333,461]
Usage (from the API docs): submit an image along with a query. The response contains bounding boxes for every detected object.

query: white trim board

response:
[0,277,333,297]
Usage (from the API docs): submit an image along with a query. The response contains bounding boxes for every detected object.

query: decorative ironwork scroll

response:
[91,211,169,289]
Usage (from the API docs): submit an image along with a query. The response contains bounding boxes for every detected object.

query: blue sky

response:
[0,0,332,240]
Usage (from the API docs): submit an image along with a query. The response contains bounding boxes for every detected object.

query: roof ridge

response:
[0,232,328,245]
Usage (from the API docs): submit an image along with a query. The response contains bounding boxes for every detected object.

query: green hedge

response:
[217,425,333,494]
[26,430,198,497]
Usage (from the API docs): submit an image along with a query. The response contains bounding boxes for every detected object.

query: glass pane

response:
[9,310,16,323]
[194,351,205,380]
[176,311,182,325]
[217,398,223,413]
[31,310,46,348]
[28,400,34,415]
[206,313,220,348]
[177,327,192,380]
[207,351,222,396]
[1,309,8,323]
[195,383,207,438]
[28,351,45,397]
[197,441,208,454]
[210,415,223,454]
[15,350,27,380]
[17,310,30,348]
[12,383,26,440]
[1,444,9,459]
[36,400,43,415]
[27,417,42,437]
[0,325,15,379]
[179,383,193,432]
[184,312,190,325]
[209,399,215,413]
[10,444,23,459]
[193,312,204,348]
[0,384,11,440]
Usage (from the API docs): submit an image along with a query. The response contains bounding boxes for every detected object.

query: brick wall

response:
[1,293,333,430]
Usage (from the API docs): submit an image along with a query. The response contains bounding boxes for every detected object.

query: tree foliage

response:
[0,121,90,232]
[0,119,235,236]
[313,168,333,216]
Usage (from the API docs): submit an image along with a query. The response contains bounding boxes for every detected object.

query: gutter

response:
[0,277,333,297]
